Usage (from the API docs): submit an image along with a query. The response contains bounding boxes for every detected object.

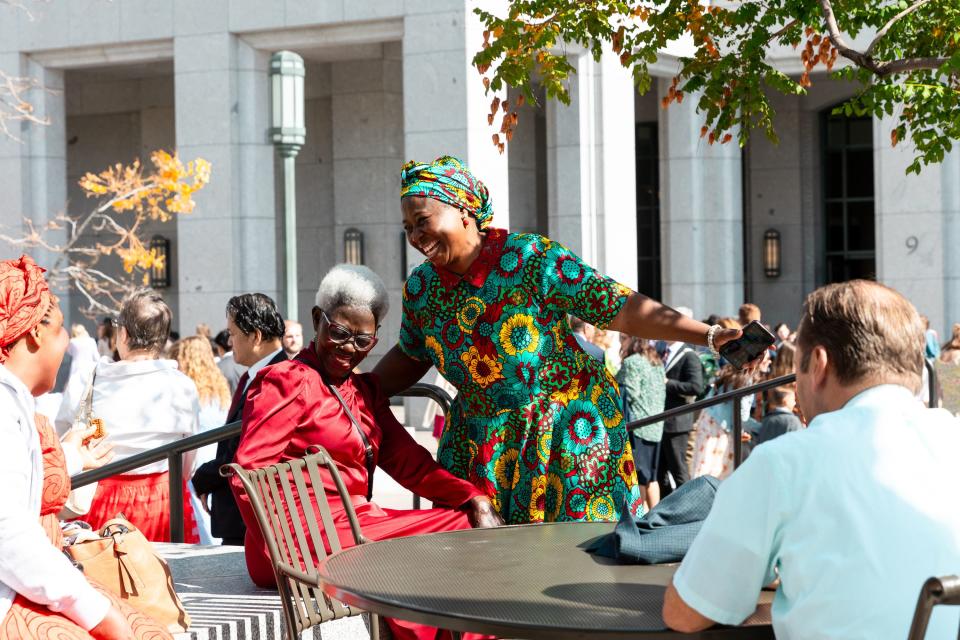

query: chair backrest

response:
[906,575,960,640]
[222,445,369,639]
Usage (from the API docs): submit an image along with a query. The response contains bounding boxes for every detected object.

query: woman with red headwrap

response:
[0,255,170,640]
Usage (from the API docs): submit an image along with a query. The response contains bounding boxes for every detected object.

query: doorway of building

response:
[821,110,876,283]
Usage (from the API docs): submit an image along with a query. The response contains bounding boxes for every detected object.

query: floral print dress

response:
[399,228,644,523]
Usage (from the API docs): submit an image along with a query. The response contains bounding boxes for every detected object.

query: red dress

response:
[1,415,171,640]
[232,347,487,640]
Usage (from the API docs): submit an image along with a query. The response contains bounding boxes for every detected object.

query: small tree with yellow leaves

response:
[0,150,211,317]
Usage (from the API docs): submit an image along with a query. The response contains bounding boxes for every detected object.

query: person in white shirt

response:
[67,324,100,371]
[57,289,201,543]
[0,254,139,639]
[663,280,960,639]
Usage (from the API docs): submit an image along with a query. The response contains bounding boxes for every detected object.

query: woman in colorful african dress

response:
[373,156,746,524]
[0,255,170,640]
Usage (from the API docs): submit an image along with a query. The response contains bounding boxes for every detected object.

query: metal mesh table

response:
[317,522,773,639]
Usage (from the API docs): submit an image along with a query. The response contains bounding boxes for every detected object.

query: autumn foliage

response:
[0,151,211,316]
[474,0,960,173]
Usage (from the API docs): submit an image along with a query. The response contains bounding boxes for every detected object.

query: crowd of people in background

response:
[594,300,959,509]
[5,152,959,639]
[38,274,960,545]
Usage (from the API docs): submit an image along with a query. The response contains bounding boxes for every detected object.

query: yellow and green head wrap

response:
[400,155,494,230]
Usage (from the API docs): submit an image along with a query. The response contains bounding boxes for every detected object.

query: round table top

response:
[317,522,773,639]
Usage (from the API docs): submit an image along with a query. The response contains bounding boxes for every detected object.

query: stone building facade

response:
[1,0,958,359]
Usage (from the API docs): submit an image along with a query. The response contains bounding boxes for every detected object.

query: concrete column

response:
[658,78,743,317]
[0,55,70,315]
[944,149,960,334]
[506,88,543,234]
[330,45,405,359]
[744,90,806,326]
[174,33,277,331]
[402,1,509,425]
[874,115,960,336]
[545,52,638,287]
[402,0,510,249]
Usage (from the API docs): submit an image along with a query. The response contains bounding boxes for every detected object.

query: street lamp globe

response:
[270,50,306,156]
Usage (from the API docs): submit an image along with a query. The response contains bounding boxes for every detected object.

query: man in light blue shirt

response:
[663,280,960,639]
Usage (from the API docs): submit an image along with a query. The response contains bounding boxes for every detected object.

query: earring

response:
[462,217,469,228]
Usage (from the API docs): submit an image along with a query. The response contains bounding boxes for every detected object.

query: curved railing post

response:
[925,358,937,408]
[732,397,743,469]
[169,453,184,543]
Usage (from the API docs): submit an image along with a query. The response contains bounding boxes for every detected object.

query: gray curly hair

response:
[315,264,390,324]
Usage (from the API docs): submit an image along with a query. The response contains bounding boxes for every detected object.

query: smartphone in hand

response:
[719,320,777,369]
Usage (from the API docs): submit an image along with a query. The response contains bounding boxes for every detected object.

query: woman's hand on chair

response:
[466,495,504,528]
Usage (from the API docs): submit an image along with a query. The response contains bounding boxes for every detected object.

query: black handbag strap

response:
[298,354,375,500]
[325,381,375,501]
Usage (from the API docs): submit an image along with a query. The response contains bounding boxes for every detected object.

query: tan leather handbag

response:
[65,516,191,633]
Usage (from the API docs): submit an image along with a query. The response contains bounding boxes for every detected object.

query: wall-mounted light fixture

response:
[763,229,781,278]
[344,228,364,265]
[149,234,171,289]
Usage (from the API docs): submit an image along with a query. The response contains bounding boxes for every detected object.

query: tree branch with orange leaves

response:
[0,151,212,317]
[474,0,960,174]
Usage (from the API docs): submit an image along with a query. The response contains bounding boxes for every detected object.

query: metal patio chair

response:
[905,575,960,640]
[222,445,382,640]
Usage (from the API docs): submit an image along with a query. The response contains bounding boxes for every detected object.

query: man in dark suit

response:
[657,307,705,496]
[191,293,286,545]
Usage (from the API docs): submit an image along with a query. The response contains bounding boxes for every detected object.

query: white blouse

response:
[55,358,200,474]
[0,365,110,629]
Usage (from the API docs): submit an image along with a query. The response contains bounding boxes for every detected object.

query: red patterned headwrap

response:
[0,255,51,363]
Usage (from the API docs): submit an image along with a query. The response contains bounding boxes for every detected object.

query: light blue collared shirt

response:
[674,384,960,639]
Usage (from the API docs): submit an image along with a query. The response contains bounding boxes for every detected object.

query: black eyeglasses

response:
[320,311,379,351]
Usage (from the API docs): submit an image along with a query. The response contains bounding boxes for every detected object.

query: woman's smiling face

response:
[402,196,472,271]
[312,305,377,381]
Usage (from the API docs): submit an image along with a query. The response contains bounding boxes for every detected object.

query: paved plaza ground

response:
[164,414,435,639]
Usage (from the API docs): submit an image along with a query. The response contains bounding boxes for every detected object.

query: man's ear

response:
[810,345,831,390]
[251,328,264,347]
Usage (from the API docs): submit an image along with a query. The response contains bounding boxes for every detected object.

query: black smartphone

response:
[719,320,776,369]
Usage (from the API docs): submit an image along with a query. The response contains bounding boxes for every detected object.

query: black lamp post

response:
[270,50,306,320]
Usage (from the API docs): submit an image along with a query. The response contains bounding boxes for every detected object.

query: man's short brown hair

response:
[738,303,761,325]
[118,288,172,354]
[796,280,924,391]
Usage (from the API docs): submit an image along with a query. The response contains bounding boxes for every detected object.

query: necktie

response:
[227,372,250,422]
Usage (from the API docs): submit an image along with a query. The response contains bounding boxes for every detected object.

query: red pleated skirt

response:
[84,472,199,543]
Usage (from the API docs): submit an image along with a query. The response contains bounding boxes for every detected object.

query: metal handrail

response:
[626,358,940,472]
[626,373,797,471]
[69,383,453,542]
[70,360,939,542]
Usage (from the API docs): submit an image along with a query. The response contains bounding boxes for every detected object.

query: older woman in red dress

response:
[231,264,502,640]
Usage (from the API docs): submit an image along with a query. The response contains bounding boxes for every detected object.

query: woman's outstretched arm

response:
[608,292,741,349]
[372,344,432,397]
